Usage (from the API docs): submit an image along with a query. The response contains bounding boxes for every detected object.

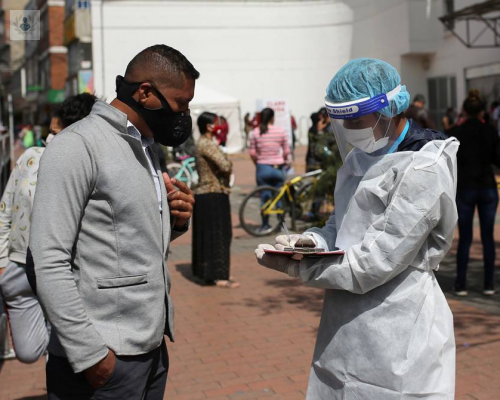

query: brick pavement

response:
[1,146,500,400]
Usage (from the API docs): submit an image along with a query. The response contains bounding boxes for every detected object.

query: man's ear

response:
[137,82,153,105]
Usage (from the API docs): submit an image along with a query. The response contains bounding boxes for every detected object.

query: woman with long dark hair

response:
[192,112,239,288]
[249,108,291,231]
[448,93,500,296]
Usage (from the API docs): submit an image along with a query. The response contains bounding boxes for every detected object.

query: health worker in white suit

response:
[256,58,458,399]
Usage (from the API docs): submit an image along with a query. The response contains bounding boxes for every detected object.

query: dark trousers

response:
[456,188,499,289]
[256,164,286,226]
[46,342,168,400]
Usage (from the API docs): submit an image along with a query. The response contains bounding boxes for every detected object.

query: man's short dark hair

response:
[125,44,200,89]
[54,93,97,128]
[413,94,426,104]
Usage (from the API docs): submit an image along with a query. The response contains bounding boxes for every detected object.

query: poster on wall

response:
[256,99,293,149]
[78,70,94,94]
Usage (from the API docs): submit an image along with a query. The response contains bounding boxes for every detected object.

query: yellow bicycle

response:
[238,169,323,237]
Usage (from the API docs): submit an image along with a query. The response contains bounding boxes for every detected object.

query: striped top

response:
[249,126,290,165]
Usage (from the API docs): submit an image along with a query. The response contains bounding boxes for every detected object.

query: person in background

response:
[404,93,436,129]
[244,112,253,148]
[305,112,328,172]
[456,89,486,127]
[0,93,97,364]
[291,114,298,150]
[442,107,456,132]
[192,112,238,289]
[213,115,229,148]
[306,112,321,172]
[33,125,43,147]
[249,107,290,231]
[447,93,500,296]
[20,124,35,149]
[492,99,500,134]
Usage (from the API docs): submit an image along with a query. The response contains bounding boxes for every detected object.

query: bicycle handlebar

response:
[300,169,322,179]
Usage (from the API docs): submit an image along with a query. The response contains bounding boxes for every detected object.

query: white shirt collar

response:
[126,120,155,148]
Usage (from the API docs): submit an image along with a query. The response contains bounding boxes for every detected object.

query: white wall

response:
[90,0,354,137]
[348,0,500,107]
[348,0,441,101]
[90,0,500,140]
[349,0,410,70]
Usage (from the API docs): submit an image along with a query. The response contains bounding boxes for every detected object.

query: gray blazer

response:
[30,101,184,373]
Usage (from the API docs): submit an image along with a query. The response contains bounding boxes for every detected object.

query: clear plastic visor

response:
[329,112,397,164]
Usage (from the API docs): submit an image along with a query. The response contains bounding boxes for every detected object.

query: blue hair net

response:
[326,58,411,117]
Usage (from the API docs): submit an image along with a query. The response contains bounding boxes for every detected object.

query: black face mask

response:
[115,75,192,147]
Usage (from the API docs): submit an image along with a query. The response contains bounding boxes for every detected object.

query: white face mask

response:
[344,114,390,154]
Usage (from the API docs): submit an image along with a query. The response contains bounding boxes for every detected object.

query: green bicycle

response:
[238,169,323,237]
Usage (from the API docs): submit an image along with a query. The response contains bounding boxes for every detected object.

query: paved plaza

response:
[0,146,499,400]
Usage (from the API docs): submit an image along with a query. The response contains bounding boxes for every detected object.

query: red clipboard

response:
[263,249,345,257]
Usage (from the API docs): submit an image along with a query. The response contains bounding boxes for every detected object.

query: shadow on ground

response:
[175,263,206,286]
[240,278,325,318]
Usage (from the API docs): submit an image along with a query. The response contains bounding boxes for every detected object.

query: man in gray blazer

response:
[30,45,199,399]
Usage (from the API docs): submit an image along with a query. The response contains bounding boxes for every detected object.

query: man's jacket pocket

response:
[96,274,148,289]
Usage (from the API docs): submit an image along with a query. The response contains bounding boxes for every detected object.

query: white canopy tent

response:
[189,85,244,154]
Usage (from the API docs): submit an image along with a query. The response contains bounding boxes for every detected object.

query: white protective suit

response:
[300,138,458,399]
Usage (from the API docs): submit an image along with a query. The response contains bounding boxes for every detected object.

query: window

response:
[77,0,90,9]
[40,10,49,39]
[68,41,92,77]
[427,76,457,130]
[40,57,50,90]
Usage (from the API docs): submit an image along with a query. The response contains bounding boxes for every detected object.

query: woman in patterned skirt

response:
[192,112,239,288]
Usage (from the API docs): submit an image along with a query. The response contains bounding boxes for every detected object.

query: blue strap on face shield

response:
[387,120,410,154]
[325,85,402,120]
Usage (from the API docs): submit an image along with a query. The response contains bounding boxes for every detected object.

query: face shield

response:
[325,85,404,169]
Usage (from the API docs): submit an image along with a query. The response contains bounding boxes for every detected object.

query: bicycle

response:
[238,169,323,237]
[167,156,235,189]
[166,156,198,188]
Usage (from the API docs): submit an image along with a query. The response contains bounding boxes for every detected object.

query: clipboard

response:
[263,249,345,257]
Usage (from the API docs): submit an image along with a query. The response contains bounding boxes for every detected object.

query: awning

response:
[439,0,500,48]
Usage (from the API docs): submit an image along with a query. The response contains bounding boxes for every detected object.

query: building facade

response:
[3,0,499,137]
[349,0,500,128]
[0,0,30,126]
[64,0,93,97]
[2,0,68,126]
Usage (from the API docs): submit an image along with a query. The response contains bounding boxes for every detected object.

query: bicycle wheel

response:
[239,186,290,237]
[167,162,192,187]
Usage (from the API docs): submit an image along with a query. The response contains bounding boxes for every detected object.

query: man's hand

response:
[163,172,195,229]
[84,350,116,389]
